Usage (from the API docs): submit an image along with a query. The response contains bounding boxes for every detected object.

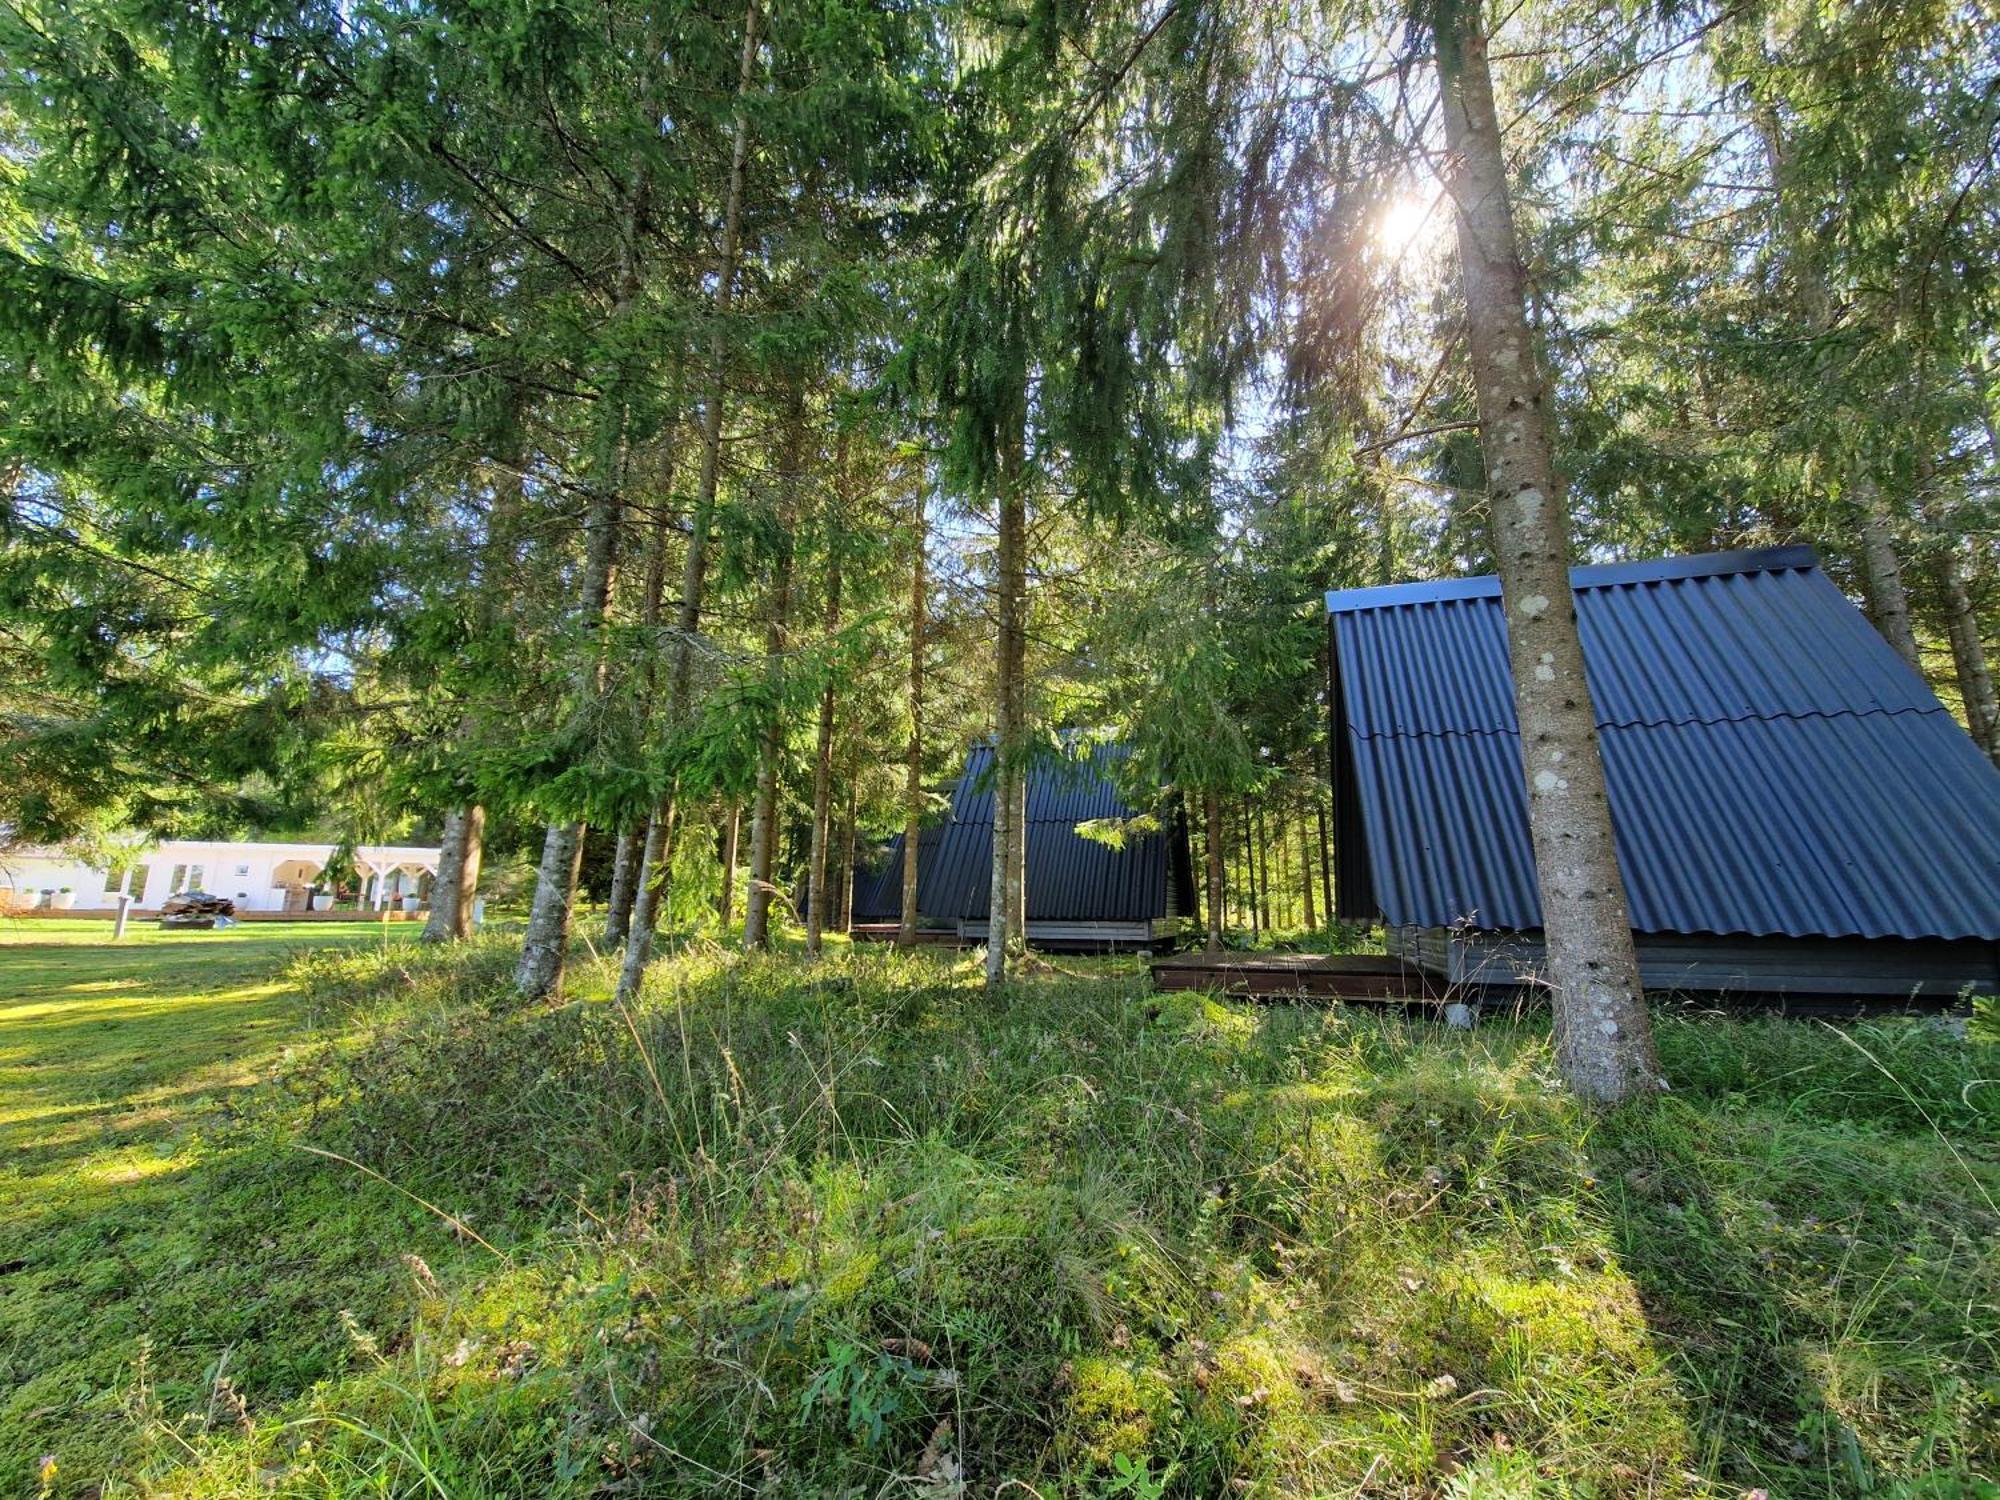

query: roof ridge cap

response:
[1326,545,1819,615]
[1346,704,1954,740]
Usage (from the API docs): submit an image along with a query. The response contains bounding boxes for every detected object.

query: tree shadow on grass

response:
[0,987,322,1190]
[1593,1026,2000,1498]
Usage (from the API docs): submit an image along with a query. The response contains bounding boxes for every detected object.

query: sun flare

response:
[1376,190,1446,260]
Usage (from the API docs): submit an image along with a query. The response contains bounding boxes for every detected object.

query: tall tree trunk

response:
[1241,798,1259,938]
[515,477,624,998]
[455,805,486,939]
[604,829,640,947]
[805,457,846,957]
[718,802,740,927]
[423,807,470,943]
[516,164,648,1002]
[615,0,761,1002]
[836,785,857,932]
[1256,804,1272,936]
[1856,480,1922,672]
[1007,758,1027,950]
[1752,103,1920,672]
[1297,807,1317,932]
[605,430,685,951]
[743,381,806,952]
[517,822,588,1000]
[1313,679,1334,922]
[1437,7,1659,1103]
[898,505,927,946]
[422,805,481,943]
[1204,791,1225,954]
[984,442,1027,988]
[1938,545,2000,762]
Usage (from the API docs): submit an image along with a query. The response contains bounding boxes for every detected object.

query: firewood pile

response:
[159,891,238,929]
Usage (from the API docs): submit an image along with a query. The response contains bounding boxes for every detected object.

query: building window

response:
[168,864,189,895]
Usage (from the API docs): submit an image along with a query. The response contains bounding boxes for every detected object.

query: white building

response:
[0,839,442,916]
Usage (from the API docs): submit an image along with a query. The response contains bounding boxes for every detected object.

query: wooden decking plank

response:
[1148,951,1455,1002]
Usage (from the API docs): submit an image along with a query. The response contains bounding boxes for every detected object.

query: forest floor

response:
[1,926,1995,1498]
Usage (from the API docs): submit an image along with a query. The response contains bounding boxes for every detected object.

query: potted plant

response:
[52,886,76,910]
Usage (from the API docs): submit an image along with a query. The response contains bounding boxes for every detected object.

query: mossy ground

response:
[3,922,1995,1497]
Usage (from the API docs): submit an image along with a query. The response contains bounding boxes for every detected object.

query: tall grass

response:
[134,941,1997,1498]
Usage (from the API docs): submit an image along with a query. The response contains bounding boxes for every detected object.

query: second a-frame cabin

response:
[851,740,1196,952]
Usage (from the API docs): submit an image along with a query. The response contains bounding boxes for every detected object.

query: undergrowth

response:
[15,937,1999,1497]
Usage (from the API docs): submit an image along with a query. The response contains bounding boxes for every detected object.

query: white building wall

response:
[3,841,440,914]
[0,854,116,908]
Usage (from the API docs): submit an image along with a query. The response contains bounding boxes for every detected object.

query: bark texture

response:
[516,822,585,1000]
[455,805,485,937]
[1438,9,1660,1104]
[1938,546,2000,762]
[604,828,640,947]
[421,804,482,943]
[983,451,1027,987]
[1857,480,1922,672]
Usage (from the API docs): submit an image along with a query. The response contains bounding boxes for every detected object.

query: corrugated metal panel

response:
[1330,547,2000,942]
[849,742,1186,925]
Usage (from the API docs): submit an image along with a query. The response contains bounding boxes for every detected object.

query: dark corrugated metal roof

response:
[1328,546,2000,941]
[851,742,1192,925]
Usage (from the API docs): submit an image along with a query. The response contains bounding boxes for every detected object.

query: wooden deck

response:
[1150,951,1458,1002]
[1152,949,1975,1017]
[847,924,963,947]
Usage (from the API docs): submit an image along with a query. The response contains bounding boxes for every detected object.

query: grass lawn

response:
[1,920,417,1186]
[0,919,448,1494]
[2,926,1995,1497]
